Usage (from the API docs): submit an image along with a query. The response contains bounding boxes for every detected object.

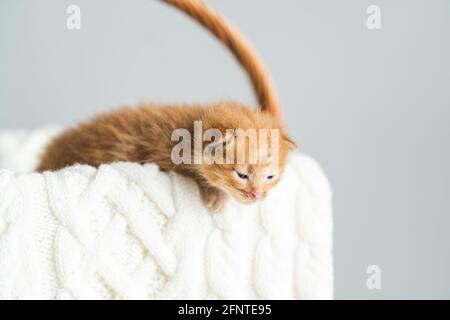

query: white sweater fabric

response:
[0,129,333,300]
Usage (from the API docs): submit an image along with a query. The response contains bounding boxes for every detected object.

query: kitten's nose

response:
[250,191,263,200]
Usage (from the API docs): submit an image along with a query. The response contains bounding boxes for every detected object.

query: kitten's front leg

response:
[197,183,227,212]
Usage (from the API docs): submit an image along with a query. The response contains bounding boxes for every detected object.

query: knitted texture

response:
[0,130,333,300]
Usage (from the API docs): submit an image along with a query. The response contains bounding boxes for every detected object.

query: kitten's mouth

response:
[240,191,266,203]
[223,187,266,204]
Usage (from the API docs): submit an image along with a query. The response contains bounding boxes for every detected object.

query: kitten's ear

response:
[282,134,298,151]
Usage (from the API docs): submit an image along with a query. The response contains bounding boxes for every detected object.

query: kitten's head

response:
[198,103,297,204]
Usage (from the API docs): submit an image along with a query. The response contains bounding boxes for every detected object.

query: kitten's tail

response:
[162,0,281,118]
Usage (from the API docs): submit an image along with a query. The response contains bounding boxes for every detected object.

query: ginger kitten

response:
[37,102,296,211]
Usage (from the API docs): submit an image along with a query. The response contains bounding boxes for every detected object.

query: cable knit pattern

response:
[0,130,333,300]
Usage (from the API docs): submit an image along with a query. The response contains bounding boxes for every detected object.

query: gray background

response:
[1,0,449,299]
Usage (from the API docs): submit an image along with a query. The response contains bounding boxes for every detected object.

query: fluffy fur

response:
[37,102,296,211]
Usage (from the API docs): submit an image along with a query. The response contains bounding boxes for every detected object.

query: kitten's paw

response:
[200,189,227,212]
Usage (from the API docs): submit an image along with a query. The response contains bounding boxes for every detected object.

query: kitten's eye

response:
[266,175,275,180]
[235,170,249,180]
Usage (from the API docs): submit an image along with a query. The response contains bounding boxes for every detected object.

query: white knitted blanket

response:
[0,129,333,300]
